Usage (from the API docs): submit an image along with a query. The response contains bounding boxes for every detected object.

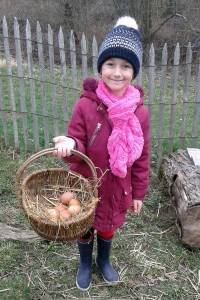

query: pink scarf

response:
[96,80,144,178]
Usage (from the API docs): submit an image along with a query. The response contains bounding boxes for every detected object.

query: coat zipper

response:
[88,122,102,147]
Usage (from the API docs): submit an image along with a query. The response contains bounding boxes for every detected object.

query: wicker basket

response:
[16,148,99,242]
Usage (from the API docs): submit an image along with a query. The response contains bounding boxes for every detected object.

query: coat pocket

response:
[88,122,102,147]
[119,186,132,211]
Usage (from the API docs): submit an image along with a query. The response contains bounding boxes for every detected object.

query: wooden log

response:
[0,222,42,242]
[160,149,200,206]
[160,149,200,248]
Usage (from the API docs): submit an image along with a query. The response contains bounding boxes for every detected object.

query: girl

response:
[53,16,150,290]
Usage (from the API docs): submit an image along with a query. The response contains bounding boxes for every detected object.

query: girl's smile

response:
[101,58,134,97]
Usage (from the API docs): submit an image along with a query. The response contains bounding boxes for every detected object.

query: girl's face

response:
[101,58,134,97]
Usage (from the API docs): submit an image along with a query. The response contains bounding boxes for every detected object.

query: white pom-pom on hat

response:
[114,16,138,30]
[97,15,142,77]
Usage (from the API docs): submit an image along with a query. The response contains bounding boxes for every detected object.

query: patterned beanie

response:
[97,16,142,78]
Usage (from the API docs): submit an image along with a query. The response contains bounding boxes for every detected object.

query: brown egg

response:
[55,203,66,212]
[47,208,59,222]
[59,192,75,205]
[69,198,80,206]
[68,204,81,215]
[59,208,71,220]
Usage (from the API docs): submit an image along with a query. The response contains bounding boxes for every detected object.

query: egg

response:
[47,208,59,222]
[67,198,81,216]
[52,197,81,221]
[59,191,75,205]
[68,204,81,215]
[54,203,71,221]
[55,203,66,212]
[69,198,80,206]
[60,208,71,220]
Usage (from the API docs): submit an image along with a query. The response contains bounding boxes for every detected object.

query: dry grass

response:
[1,147,200,299]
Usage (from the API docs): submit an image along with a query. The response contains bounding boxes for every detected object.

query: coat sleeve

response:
[131,107,150,201]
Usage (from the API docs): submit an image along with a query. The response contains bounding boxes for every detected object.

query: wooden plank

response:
[36,21,49,148]
[168,43,180,153]
[81,33,88,79]
[70,30,78,101]
[58,26,68,125]
[92,35,98,77]
[179,42,192,148]
[3,16,19,148]
[0,77,8,145]
[136,53,143,87]
[48,24,59,137]
[147,43,155,154]
[157,43,168,165]
[191,58,200,147]
[14,17,28,150]
[26,19,39,150]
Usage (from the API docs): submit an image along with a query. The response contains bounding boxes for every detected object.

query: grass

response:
[1,146,200,299]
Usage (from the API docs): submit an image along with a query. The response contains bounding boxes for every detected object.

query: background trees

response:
[0,0,200,62]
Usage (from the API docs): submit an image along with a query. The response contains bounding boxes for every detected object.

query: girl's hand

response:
[130,199,143,215]
[53,136,75,158]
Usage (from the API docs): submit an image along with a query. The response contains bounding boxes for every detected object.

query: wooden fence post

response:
[14,17,28,150]
[58,26,68,126]
[81,33,88,79]
[70,30,78,102]
[147,43,155,155]
[191,58,200,147]
[92,35,98,77]
[179,42,192,148]
[36,20,49,148]
[136,53,143,87]
[157,43,168,165]
[48,23,59,137]
[168,43,180,153]
[3,16,19,148]
[26,19,40,150]
[0,75,8,145]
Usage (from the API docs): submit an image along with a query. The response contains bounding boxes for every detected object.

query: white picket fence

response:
[0,16,200,164]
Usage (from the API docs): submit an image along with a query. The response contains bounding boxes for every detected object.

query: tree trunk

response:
[160,149,200,248]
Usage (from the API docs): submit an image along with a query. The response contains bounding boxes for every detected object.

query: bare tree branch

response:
[150,13,186,40]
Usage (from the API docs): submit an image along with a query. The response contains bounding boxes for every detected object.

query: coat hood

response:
[81,77,145,105]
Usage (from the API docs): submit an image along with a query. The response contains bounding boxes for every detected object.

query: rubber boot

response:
[76,237,94,290]
[96,235,119,284]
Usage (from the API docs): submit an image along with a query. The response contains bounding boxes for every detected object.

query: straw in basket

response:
[16,148,99,242]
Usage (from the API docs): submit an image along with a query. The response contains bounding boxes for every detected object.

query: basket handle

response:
[16,148,98,197]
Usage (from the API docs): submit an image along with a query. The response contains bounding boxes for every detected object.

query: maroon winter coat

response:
[66,78,150,232]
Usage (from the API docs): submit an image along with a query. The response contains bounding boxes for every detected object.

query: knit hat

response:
[97,16,142,78]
